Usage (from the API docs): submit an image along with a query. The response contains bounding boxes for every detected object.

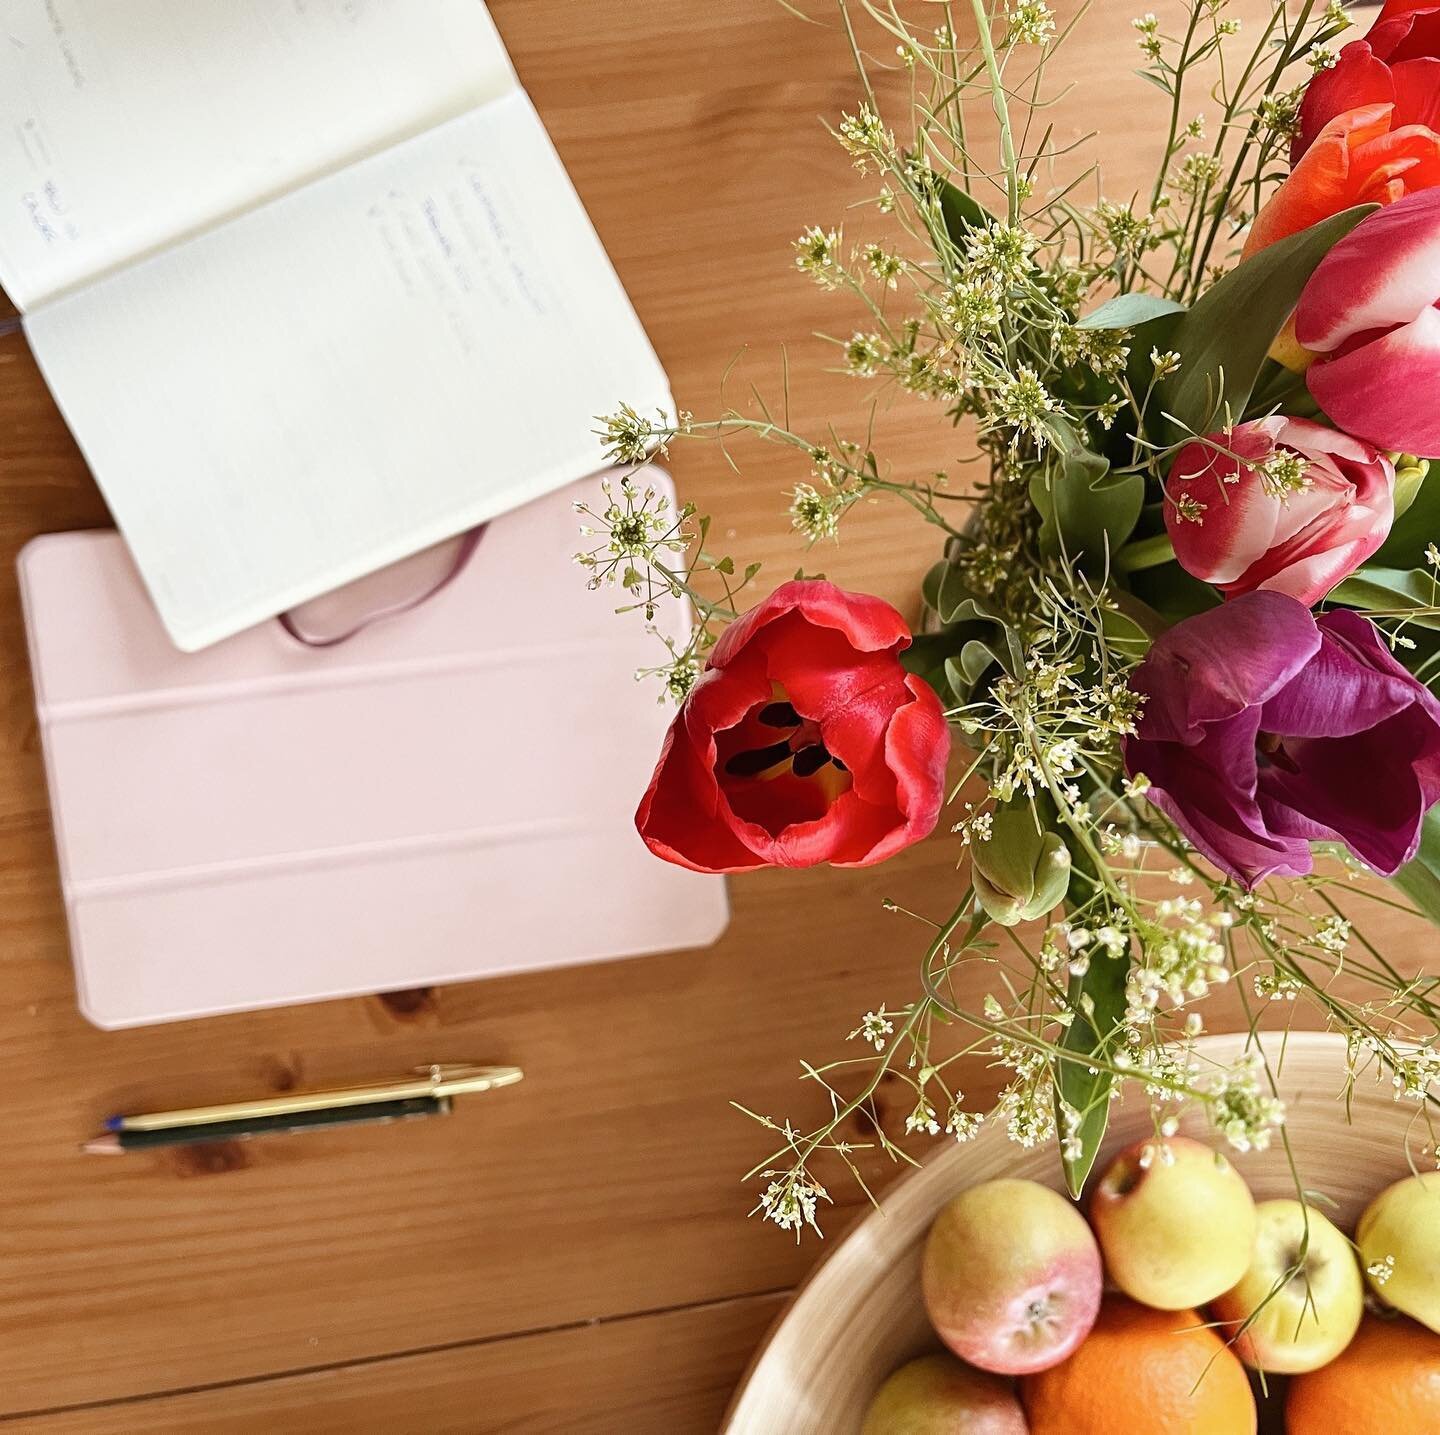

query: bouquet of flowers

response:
[581,0,1440,1235]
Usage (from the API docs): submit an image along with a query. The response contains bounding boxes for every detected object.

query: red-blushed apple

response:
[860,1352,1028,1435]
[1357,1170,1440,1333]
[1090,1136,1257,1310]
[1211,1199,1363,1373]
[922,1177,1102,1376]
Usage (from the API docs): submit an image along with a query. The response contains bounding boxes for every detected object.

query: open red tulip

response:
[636,580,950,872]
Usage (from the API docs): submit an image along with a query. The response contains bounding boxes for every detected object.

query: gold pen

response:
[106,1064,524,1133]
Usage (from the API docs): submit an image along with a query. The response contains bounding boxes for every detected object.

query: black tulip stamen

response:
[791,744,831,778]
[723,699,849,782]
[724,740,795,777]
[757,701,802,728]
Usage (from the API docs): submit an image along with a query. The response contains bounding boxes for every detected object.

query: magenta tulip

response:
[1163,417,1394,605]
[1295,187,1440,458]
[1125,592,1440,888]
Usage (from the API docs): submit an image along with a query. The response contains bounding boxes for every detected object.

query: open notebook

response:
[0,1,670,650]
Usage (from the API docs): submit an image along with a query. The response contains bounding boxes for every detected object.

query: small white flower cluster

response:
[573,474,691,603]
[1203,1054,1286,1153]
[1125,899,1230,1027]
[1256,448,1313,500]
[1253,970,1301,1002]
[1257,87,1305,140]
[1390,1044,1440,1103]
[946,1102,984,1143]
[754,1166,829,1238]
[1005,0,1056,46]
[1132,11,1161,60]
[1366,1253,1396,1286]
[849,1009,894,1052]
[793,225,843,287]
[906,1096,942,1136]
[837,103,894,170]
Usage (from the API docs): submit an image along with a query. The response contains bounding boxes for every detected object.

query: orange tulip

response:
[1243,103,1440,259]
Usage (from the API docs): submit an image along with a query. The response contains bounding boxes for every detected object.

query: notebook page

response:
[0,0,515,310]
[23,91,673,651]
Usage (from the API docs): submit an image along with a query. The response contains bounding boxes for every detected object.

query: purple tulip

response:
[1123,591,1440,887]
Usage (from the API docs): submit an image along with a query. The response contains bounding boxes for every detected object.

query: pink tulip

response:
[1295,187,1440,458]
[1164,417,1395,605]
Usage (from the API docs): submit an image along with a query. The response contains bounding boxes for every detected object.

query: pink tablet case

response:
[19,472,728,1029]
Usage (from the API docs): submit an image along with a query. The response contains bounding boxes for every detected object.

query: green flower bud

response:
[971,801,1072,927]
[1392,455,1430,520]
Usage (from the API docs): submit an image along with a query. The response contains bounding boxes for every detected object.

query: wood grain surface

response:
[0,0,1417,1431]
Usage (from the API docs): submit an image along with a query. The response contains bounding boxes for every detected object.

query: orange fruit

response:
[1287,1314,1440,1434]
[1022,1296,1256,1434]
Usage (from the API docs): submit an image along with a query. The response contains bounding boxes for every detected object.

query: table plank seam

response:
[0,1286,793,1425]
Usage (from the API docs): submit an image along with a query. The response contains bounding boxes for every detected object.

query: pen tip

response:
[103,1115,123,1132]
[81,1135,122,1155]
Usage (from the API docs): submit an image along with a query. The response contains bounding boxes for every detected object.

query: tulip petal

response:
[1392,57,1440,130]
[1376,0,1430,24]
[1295,47,1395,161]
[1247,104,1398,258]
[710,578,910,669]
[1166,425,1285,585]
[1381,5,1440,63]
[1258,710,1438,873]
[834,675,951,867]
[1308,305,1440,457]
[1261,630,1414,739]
[1130,722,1315,885]
[635,683,772,875]
[1127,591,1321,744]
[1296,186,1440,351]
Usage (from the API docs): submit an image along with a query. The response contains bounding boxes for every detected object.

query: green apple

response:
[1091,1136,1257,1310]
[1211,1199,1363,1373]
[861,1353,1027,1435]
[1357,1170,1440,1333]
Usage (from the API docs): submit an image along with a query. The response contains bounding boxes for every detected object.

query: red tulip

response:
[1295,4,1440,162]
[1243,103,1440,259]
[636,581,950,872]
[1164,417,1394,605]
[1295,187,1440,459]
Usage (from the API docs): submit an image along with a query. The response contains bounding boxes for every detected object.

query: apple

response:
[860,1353,1027,1435]
[922,1177,1103,1375]
[1357,1170,1440,1333]
[1091,1136,1257,1310]
[1211,1199,1363,1373]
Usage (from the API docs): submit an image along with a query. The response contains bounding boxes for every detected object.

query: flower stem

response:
[1114,533,1176,573]
[967,0,1020,224]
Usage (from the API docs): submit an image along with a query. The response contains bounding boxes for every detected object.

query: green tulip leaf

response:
[1033,418,1144,572]
[1326,565,1440,632]
[1054,839,1129,1197]
[1153,204,1377,455]
[1075,292,1187,330]
[1376,464,1440,568]
[936,175,993,246]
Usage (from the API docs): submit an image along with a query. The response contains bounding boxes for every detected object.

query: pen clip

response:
[413,1063,524,1091]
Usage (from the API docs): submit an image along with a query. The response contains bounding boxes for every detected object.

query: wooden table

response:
[0,1,1420,1430]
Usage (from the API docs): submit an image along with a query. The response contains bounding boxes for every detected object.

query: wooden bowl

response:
[724,1031,1422,1433]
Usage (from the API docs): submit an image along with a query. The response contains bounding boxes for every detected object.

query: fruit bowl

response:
[722,1031,1422,1434]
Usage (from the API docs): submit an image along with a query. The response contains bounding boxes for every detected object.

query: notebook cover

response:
[19,472,727,1029]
